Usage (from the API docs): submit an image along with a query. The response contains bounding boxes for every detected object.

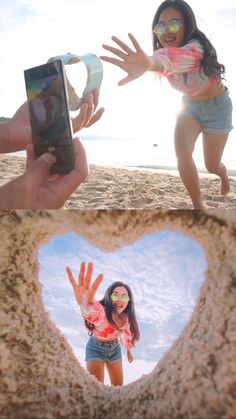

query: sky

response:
[39,229,206,385]
[0,0,235,169]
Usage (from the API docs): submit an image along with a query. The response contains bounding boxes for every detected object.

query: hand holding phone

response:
[0,92,105,208]
[24,59,74,174]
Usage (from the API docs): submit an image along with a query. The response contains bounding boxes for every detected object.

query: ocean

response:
[12,133,236,175]
[81,133,236,175]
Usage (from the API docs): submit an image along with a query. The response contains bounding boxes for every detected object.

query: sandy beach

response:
[0,154,235,209]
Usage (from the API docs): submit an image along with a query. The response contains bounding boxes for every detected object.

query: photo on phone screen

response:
[24,59,74,174]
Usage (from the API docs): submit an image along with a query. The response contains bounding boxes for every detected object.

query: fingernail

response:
[40,153,56,165]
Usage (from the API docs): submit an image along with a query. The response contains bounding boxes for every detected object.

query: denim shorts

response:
[85,335,122,364]
[180,88,233,134]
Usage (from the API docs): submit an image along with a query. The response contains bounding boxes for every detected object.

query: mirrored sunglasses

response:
[111,292,130,303]
[153,19,182,37]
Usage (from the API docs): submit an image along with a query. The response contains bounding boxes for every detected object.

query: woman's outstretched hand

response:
[66,262,104,307]
[100,33,152,86]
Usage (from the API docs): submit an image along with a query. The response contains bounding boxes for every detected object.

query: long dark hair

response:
[152,0,225,80]
[85,281,140,345]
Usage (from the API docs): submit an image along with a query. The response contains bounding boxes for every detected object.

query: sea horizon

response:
[8,133,236,176]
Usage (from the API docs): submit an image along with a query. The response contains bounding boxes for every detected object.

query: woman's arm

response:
[153,39,204,76]
[120,321,136,353]
[80,300,106,326]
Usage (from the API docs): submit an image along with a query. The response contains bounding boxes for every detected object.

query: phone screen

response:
[24,60,74,174]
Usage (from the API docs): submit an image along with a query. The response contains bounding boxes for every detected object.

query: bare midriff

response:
[185,81,226,101]
[95,337,116,343]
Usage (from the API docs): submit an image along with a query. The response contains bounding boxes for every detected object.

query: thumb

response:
[24,152,56,189]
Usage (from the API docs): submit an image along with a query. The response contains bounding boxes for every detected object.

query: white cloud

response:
[39,230,206,383]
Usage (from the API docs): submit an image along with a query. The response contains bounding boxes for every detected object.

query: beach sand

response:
[0,154,235,209]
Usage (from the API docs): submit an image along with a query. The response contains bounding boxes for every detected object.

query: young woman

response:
[66,261,140,386]
[100,0,233,209]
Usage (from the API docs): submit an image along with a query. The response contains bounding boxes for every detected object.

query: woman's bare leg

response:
[202,132,230,195]
[174,115,203,209]
[86,361,105,383]
[106,361,123,386]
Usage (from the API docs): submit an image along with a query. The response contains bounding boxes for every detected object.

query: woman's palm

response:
[66,262,103,306]
[101,33,152,85]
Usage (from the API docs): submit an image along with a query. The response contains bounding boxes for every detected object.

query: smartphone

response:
[24,59,74,174]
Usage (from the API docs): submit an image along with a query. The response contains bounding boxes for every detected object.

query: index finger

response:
[85,107,105,128]
[92,89,100,110]
[66,266,77,288]
[111,36,134,55]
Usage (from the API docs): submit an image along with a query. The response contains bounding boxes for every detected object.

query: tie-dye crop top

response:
[80,301,135,350]
[154,39,217,96]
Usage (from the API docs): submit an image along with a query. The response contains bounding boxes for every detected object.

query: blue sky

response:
[39,229,206,384]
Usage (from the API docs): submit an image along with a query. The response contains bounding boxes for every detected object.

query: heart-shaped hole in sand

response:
[39,230,206,384]
[2,210,235,418]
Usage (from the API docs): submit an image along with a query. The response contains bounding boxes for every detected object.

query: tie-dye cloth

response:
[80,301,135,350]
[154,39,218,96]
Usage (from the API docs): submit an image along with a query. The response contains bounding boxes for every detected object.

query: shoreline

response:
[102,163,236,180]
[8,152,236,178]
[0,154,235,209]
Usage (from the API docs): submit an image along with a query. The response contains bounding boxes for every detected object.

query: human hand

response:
[0,101,32,153]
[127,350,133,363]
[66,262,104,307]
[0,136,88,209]
[100,33,152,86]
[0,90,104,153]
[71,90,105,133]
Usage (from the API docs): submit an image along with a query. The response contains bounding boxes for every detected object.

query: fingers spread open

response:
[72,92,96,132]
[99,56,125,68]
[84,261,93,289]
[111,36,133,55]
[102,44,128,60]
[86,107,105,127]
